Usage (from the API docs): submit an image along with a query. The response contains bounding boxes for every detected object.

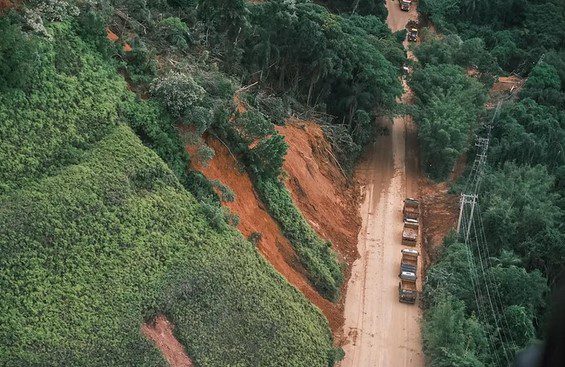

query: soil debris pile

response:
[276,119,361,269]
[419,179,459,264]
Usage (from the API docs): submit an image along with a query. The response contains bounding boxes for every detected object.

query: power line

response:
[459,203,503,367]
[455,99,518,366]
[471,219,513,364]
[475,203,517,344]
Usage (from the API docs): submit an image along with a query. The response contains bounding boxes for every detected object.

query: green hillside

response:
[0,18,333,367]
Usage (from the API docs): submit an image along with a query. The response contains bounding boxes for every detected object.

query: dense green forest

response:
[417,0,565,366]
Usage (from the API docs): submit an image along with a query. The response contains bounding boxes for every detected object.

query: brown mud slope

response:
[142,315,193,367]
[488,75,525,107]
[490,76,524,95]
[188,138,343,331]
[276,119,361,269]
[419,180,459,265]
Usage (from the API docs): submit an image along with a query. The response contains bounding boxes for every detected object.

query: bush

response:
[322,124,362,173]
[248,134,288,177]
[150,71,206,119]
[248,231,262,246]
[234,109,275,143]
[210,179,235,202]
[195,144,215,167]
[156,17,191,50]
[122,37,158,85]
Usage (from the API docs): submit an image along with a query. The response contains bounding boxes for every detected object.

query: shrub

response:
[156,17,192,50]
[248,231,262,246]
[248,134,288,177]
[195,144,215,167]
[150,71,205,119]
[210,179,235,202]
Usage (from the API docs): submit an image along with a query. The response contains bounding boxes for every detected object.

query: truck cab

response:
[400,0,412,11]
[407,28,418,42]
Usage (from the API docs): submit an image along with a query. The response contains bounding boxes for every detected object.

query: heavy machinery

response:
[400,0,412,11]
[398,272,417,304]
[399,248,419,277]
[407,28,418,42]
[402,218,418,246]
[403,197,420,220]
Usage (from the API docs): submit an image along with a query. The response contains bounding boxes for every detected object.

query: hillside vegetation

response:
[0,15,336,367]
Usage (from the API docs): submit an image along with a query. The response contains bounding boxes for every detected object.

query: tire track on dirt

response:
[338,1,425,366]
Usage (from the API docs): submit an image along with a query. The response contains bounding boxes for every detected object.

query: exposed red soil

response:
[276,119,361,269]
[187,137,343,331]
[487,75,525,108]
[419,178,459,266]
[277,119,362,342]
[105,28,133,52]
[491,75,525,94]
[142,315,193,367]
[106,28,119,42]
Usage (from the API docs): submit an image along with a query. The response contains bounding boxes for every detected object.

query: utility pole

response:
[457,194,478,243]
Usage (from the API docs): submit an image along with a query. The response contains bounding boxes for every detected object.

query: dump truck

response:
[398,272,417,304]
[407,28,418,42]
[403,198,420,220]
[402,218,418,246]
[400,0,411,11]
[399,248,419,277]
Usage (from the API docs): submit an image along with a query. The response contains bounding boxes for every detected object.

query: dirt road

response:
[338,1,424,366]
[386,0,418,33]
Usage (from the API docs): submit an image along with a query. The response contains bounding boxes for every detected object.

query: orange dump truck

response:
[399,248,419,277]
[402,218,418,246]
[398,271,417,304]
[403,198,420,220]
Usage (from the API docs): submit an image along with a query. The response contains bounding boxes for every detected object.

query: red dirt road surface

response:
[338,1,425,366]
[142,315,193,367]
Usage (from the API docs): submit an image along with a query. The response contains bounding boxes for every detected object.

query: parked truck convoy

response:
[400,0,412,11]
[398,198,421,304]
